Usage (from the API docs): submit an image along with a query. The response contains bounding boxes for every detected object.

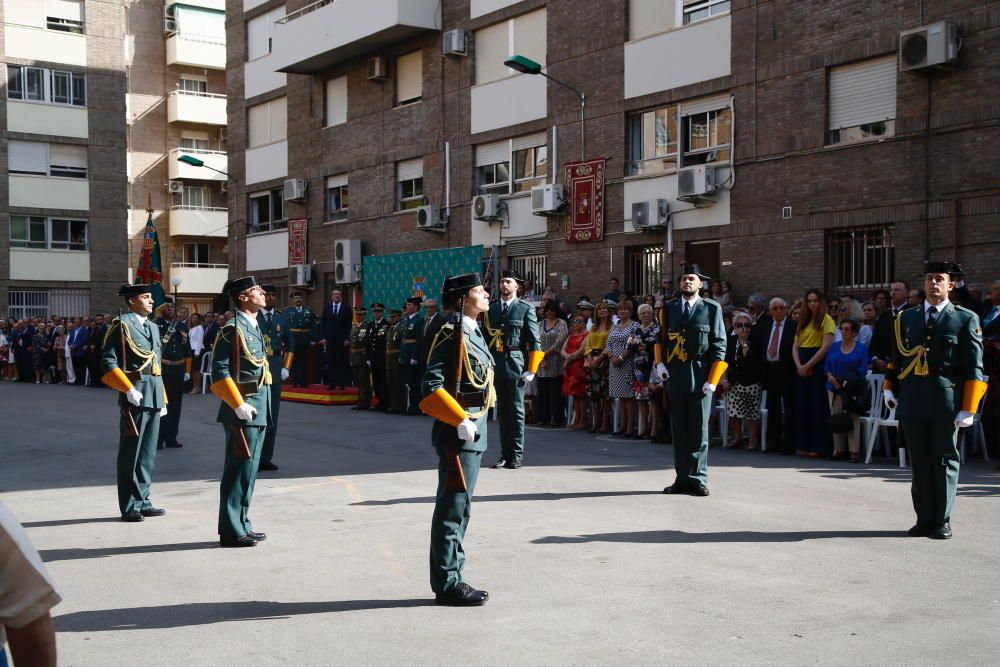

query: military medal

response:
[264,334,273,356]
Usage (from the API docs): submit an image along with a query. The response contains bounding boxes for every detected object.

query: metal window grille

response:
[825,227,894,295]
[509,254,547,297]
[625,245,666,297]
[8,290,49,319]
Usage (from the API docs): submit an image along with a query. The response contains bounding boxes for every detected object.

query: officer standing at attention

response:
[285,291,318,388]
[349,306,372,410]
[884,262,987,540]
[154,299,192,450]
[482,269,543,469]
[258,285,293,471]
[385,306,406,414]
[399,297,424,415]
[210,276,272,548]
[660,263,727,497]
[420,273,495,606]
[366,303,391,412]
[100,284,167,522]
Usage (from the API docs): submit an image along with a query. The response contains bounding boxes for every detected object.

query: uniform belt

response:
[162,359,186,366]
[237,381,259,396]
[387,349,400,354]
[456,391,486,408]
[351,347,365,352]
[403,338,418,343]
[290,328,310,332]
[123,370,157,381]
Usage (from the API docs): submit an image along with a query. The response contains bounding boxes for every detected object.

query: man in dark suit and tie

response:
[319,288,353,389]
[420,299,445,368]
[68,318,89,386]
[870,281,910,371]
[754,298,797,454]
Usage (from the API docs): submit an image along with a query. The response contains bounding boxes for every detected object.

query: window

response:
[628,105,679,175]
[247,97,287,148]
[325,175,349,221]
[477,161,510,196]
[8,288,88,320]
[396,51,423,105]
[325,76,347,126]
[246,6,284,60]
[10,215,87,250]
[7,65,84,106]
[182,185,207,208]
[397,159,424,210]
[179,78,207,93]
[9,141,87,178]
[680,101,731,166]
[825,227,894,294]
[174,5,225,41]
[180,132,210,151]
[629,0,676,40]
[513,144,547,192]
[827,56,896,147]
[682,0,730,25]
[48,144,88,178]
[247,187,286,233]
[43,0,84,32]
[184,243,210,266]
[476,133,547,195]
[475,9,547,85]
[625,245,666,296]
[509,254,546,295]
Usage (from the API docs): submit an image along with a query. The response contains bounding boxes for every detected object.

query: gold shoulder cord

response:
[893,314,928,380]
[482,310,503,352]
[426,324,496,420]
[666,331,687,363]
[235,326,272,387]
[105,318,160,375]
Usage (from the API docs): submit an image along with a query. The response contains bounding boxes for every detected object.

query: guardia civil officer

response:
[154,299,191,450]
[420,273,495,605]
[400,297,425,414]
[285,291,318,387]
[258,285,293,471]
[884,262,987,539]
[385,307,406,414]
[660,264,727,496]
[482,269,543,468]
[366,303,391,411]
[100,284,168,522]
[210,277,272,547]
[349,306,372,410]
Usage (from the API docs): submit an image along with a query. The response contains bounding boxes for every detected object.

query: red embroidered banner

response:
[288,219,307,265]
[564,158,606,243]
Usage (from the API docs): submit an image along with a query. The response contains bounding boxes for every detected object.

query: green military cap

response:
[353,306,367,315]
[389,307,402,315]
[119,283,152,298]
[224,276,258,296]
[370,302,385,311]
[923,261,964,278]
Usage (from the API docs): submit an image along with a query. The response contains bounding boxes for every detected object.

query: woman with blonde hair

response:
[792,288,836,457]
[584,301,614,433]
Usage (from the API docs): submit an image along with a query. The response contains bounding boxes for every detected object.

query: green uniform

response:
[156,317,191,448]
[483,298,540,463]
[662,297,727,488]
[212,314,273,540]
[259,308,292,465]
[889,302,984,526]
[349,321,372,408]
[421,317,495,594]
[400,312,424,413]
[386,319,406,413]
[100,312,165,515]
[285,305,318,387]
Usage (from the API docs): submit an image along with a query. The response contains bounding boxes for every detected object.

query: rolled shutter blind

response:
[511,132,546,152]
[8,0,44,26]
[396,51,423,102]
[629,0,675,41]
[397,158,423,182]
[680,94,730,117]
[476,140,509,167]
[325,76,347,125]
[50,144,87,168]
[44,0,82,21]
[269,97,287,141]
[326,174,348,189]
[9,140,48,174]
[828,56,896,131]
[247,14,269,60]
[247,103,269,147]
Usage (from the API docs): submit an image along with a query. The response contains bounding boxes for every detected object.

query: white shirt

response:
[0,501,62,647]
[238,310,259,330]
[924,299,950,323]
[462,315,479,331]
[766,316,787,362]
[501,296,517,309]
[188,324,204,353]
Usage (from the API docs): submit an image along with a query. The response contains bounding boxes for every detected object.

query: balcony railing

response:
[276,0,339,24]
[169,205,228,238]
[168,148,228,181]
[167,90,227,125]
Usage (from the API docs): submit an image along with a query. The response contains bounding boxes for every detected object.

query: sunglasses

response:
[571,319,585,323]
[734,323,750,329]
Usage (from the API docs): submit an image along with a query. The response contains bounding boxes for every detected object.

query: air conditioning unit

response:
[899,21,960,72]
[677,165,717,203]
[416,205,444,230]
[632,199,670,230]
[163,18,178,35]
[283,178,307,202]
[367,57,388,81]
[531,183,566,216]
[163,4,175,18]
[472,193,502,222]
[219,182,227,193]
[167,180,183,194]
[442,29,468,56]
[334,239,362,284]
[288,264,313,288]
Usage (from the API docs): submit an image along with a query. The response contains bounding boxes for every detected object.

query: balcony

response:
[270,0,440,74]
[167,91,227,125]
[245,141,287,186]
[169,148,227,182]
[9,175,89,211]
[625,14,731,99]
[4,25,86,67]
[169,206,228,238]
[169,263,229,294]
[166,34,226,70]
[6,101,88,138]
[10,249,90,282]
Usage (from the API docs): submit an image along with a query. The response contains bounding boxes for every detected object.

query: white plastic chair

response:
[714,394,728,446]
[866,401,901,466]
[959,375,990,463]
[861,373,887,462]
[200,352,212,394]
[758,389,769,451]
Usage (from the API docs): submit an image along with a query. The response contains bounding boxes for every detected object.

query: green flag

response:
[134,210,166,309]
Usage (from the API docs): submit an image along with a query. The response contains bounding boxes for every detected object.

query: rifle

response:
[231,323,252,460]
[120,312,140,438]
[445,304,469,493]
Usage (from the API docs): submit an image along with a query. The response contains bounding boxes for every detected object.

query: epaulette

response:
[102,318,122,347]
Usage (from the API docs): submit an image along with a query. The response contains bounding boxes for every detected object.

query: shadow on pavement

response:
[40,541,220,562]
[55,599,435,632]
[22,517,123,528]
[532,529,907,544]
[353,490,661,506]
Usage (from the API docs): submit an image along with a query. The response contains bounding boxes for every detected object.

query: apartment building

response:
[1,0,128,318]
[225,0,1000,308]
[127,0,228,314]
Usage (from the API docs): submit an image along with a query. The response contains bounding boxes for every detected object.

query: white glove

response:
[366,360,371,368]
[522,371,535,382]
[183,372,191,382]
[159,406,168,417]
[883,389,898,410]
[702,382,716,395]
[126,388,143,407]
[280,368,290,381]
[410,359,418,366]
[234,403,257,421]
[655,363,669,381]
[954,411,975,428]
[456,418,477,442]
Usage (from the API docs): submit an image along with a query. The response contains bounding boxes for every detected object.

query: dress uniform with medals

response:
[155,301,192,450]
[660,263,728,496]
[385,307,406,414]
[100,284,167,521]
[482,269,543,468]
[258,285,294,471]
[285,292,319,387]
[400,298,425,415]
[366,303,391,411]
[210,276,273,547]
[349,306,372,410]
[420,273,495,606]
[885,262,987,540]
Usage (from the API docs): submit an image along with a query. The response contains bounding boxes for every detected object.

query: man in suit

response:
[366,303,391,411]
[870,280,911,371]
[209,276,273,548]
[319,288,353,389]
[258,285,293,471]
[755,297,797,455]
[100,284,167,522]
[482,269,542,469]
[399,297,424,414]
[88,315,108,387]
[660,263,727,496]
[68,317,89,386]
[349,306,372,410]
[155,300,192,450]
[884,262,986,540]
[284,291,318,388]
[420,299,445,368]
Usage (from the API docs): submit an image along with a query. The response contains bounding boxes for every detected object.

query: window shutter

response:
[325,76,347,125]
[175,6,225,40]
[247,14,270,60]
[397,158,423,182]
[269,97,287,142]
[680,94,730,117]
[629,0,675,40]
[9,140,48,174]
[44,0,82,22]
[475,21,510,85]
[49,144,87,168]
[512,10,547,67]
[476,140,509,167]
[247,103,269,147]
[829,56,897,131]
[511,132,547,152]
[7,0,44,27]
[396,51,423,103]
[326,174,348,189]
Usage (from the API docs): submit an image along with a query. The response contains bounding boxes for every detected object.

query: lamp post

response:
[169,274,183,312]
[176,153,229,178]
[504,55,586,161]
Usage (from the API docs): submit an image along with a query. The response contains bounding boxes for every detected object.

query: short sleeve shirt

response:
[796,314,836,348]
[0,502,62,648]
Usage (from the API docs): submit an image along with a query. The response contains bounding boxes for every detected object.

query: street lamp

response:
[176,153,229,178]
[504,55,586,160]
[170,274,183,311]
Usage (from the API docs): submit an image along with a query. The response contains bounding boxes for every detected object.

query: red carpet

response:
[281,384,362,406]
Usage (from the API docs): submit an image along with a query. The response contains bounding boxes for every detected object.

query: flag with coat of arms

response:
[134,207,167,309]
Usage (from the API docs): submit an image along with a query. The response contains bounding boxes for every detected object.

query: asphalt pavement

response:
[2,382,998,665]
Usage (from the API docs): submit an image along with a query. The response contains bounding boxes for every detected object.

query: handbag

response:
[830,412,854,434]
[839,378,870,414]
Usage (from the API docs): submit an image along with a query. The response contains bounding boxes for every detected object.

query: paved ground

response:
[2,382,999,665]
